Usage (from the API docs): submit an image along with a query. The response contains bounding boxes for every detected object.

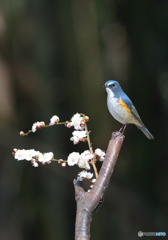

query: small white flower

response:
[34,151,43,159]
[95,148,106,161]
[70,130,87,144]
[77,170,87,180]
[38,152,54,163]
[25,149,38,161]
[74,130,87,138]
[81,151,94,161]
[14,149,53,166]
[85,172,93,179]
[82,150,90,155]
[14,149,27,160]
[78,155,90,170]
[77,171,93,181]
[50,115,59,125]
[32,122,41,132]
[70,135,79,144]
[70,113,85,130]
[67,152,80,166]
[77,151,94,170]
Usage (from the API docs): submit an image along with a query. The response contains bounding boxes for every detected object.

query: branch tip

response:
[74,179,85,199]
[112,131,125,140]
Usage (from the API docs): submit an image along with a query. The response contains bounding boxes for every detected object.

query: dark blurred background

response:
[0,0,168,239]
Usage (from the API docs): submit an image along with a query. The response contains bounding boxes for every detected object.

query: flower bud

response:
[80,120,85,126]
[49,115,59,125]
[20,131,24,136]
[58,159,63,164]
[40,121,45,128]
[65,122,71,128]
[84,116,89,122]
[61,162,66,167]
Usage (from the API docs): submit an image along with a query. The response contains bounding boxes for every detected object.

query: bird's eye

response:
[112,83,115,87]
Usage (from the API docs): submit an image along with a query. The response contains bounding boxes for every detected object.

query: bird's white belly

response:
[107,97,133,124]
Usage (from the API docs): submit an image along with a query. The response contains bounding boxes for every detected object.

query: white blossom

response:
[50,115,59,125]
[70,130,87,144]
[32,122,41,132]
[14,149,53,167]
[34,151,43,159]
[78,155,90,170]
[95,148,106,161]
[72,130,86,138]
[25,149,38,161]
[77,171,93,181]
[70,113,85,130]
[77,151,94,170]
[67,152,80,166]
[82,150,90,154]
[85,172,93,179]
[70,135,79,144]
[14,149,27,161]
[81,150,94,161]
[38,152,54,163]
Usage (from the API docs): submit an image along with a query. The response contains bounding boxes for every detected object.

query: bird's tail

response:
[137,125,154,139]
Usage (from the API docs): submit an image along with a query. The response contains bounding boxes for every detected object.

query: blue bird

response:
[105,80,154,139]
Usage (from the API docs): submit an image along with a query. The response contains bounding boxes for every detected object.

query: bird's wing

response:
[121,95,144,125]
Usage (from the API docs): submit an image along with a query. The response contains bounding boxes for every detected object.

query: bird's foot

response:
[113,131,124,139]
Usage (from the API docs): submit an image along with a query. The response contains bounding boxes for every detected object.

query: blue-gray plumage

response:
[105,80,154,139]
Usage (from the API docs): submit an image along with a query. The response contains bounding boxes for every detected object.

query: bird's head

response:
[104,80,122,97]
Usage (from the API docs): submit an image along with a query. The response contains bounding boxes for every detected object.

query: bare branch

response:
[74,132,124,240]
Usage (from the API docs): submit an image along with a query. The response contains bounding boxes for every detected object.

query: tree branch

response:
[74,131,124,240]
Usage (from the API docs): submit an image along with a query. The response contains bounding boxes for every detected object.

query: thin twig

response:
[82,114,98,179]
[22,121,69,136]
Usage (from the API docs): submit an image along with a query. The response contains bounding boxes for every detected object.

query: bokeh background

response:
[0,0,168,239]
